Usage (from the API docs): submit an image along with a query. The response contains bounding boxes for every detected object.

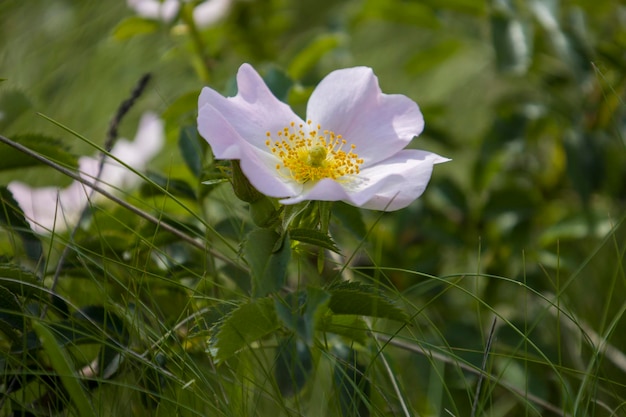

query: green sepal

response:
[231,160,264,203]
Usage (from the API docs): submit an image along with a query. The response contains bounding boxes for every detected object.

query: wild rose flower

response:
[197,64,449,211]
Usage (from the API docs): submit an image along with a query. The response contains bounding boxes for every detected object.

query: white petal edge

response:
[280,150,449,211]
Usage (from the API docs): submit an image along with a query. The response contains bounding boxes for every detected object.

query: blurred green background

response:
[1,0,626,416]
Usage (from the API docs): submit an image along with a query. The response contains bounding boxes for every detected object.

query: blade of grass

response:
[32,320,97,417]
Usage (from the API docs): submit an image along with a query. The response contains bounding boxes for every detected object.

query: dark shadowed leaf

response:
[0,187,43,263]
[274,336,313,397]
[208,297,280,362]
[141,171,197,200]
[331,202,366,238]
[328,282,407,322]
[0,133,78,172]
[333,344,370,417]
[178,126,204,178]
[244,229,291,297]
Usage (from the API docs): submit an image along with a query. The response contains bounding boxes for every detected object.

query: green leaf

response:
[208,297,280,362]
[289,228,341,254]
[0,133,78,172]
[0,285,23,330]
[0,265,42,294]
[0,89,32,132]
[275,288,330,344]
[244,229,291,297]
[0,187,43,263]
[112,16,160,41]
[288,34,342,80]
[490,5,532,74]
[178,126,204,178]
[359,0,439,29]
[332,202,366,238]
[405,39,462,75]
[328,282,408,322]
[32,321,97,417]
[274,336,313,397]
[263,66,294,102]
[421,0,485,14]
[318,314,369,345]
[162,90,200,125]
[249,196,282,228]
[141,171,197,200]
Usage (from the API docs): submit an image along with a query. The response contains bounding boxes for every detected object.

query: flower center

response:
[265,120,363,183]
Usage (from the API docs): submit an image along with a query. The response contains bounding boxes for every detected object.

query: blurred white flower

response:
[126,0,232,28]
[9,112,165,233]
[127,0,180,22]
[193,0,231,27]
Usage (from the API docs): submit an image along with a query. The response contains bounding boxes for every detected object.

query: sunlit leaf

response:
[112,16,160,41]
[290,228,341,254]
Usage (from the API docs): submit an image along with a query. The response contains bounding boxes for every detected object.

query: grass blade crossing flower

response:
[197,64,449,211]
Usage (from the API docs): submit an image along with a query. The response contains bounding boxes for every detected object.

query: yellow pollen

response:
[265,120,362,183]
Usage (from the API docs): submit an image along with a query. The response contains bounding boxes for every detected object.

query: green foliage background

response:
[0,0,625,416]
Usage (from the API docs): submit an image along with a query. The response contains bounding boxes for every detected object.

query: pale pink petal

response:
[198,64,303,158]
[306,67,424,167]
[198,64,306,196]
[238,146,302,198]
[280,150,449,211]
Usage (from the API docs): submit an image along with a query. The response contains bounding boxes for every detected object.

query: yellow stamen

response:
[265,120,362,183]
